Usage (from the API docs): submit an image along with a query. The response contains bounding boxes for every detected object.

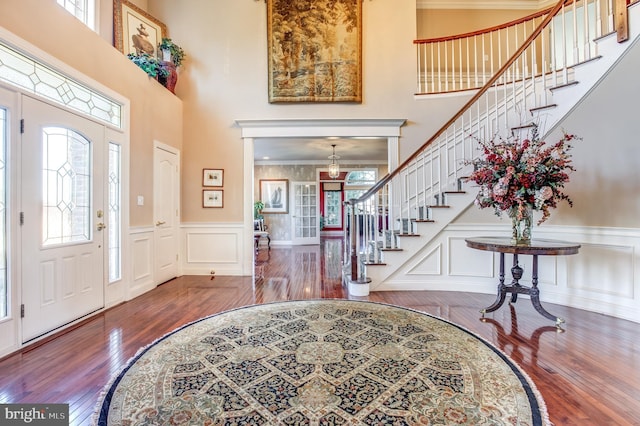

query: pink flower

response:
[465,125,578,224]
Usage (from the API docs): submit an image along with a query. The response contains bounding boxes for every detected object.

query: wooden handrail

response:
[356,0,569,203]
[413,8,552,45]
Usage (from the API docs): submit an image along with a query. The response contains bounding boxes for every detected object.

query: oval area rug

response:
[95,300,549,425]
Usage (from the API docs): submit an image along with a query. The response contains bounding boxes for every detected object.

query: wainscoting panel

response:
[448,237,494,278]
[566,243,634,298]
[182,224,245,276]
[129,227,155,300]
[377,224,640,323]
[407,244,441,275]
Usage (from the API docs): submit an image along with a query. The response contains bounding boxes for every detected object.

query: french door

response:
[21,96,105,342]
[290,181,319,245]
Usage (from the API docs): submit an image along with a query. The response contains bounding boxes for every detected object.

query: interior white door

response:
[21,96,105,342]
[153,144,179,284]
[291,181,319,245]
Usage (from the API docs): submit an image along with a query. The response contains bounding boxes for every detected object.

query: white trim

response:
[237,118,406,276]
[373,223,640,324]
[255,159,388,166]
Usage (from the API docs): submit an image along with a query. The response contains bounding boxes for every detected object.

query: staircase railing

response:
[415,0,615,94]
[343,0,628,286]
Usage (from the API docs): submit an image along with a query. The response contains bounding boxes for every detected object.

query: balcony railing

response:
[414,0,615,95]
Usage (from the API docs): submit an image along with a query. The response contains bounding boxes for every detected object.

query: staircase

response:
[344,0,640,290]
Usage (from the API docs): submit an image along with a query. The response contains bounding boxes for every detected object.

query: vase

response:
[509,205,533,245]
[159,61,178,94]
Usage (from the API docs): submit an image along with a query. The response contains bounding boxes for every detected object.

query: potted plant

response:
[158,38,186,67]
[254,201,265,220]
[127,53,169,79]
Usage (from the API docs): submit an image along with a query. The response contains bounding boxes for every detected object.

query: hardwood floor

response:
[1,237,639,425]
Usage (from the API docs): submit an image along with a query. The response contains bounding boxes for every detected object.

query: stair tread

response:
[395,233,420,237]
[550,81,579,91]
[443,190,466,194]
[414,219,435,223]
[364,262,387,266]
[428,205,450,208]
[530,104,557,112]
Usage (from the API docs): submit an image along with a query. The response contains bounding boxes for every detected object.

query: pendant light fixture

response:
[328,144,340,179]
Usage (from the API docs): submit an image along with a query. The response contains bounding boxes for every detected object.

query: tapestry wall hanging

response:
[267,0,362,103]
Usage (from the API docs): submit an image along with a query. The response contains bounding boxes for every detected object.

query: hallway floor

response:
[0,238,638,425]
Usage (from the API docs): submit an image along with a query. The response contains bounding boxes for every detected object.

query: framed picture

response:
[203,169,223,187]
[203,190,223,208]
[267,0,362,103]
[114,0,167,56]
[260,179,288,214]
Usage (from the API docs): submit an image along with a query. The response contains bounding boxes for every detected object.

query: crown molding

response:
[417,0,557,10]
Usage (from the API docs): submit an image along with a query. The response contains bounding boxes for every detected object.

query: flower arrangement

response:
[466,124,578,226]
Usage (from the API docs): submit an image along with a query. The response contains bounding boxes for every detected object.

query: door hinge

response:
[176,254,179,261]
[20,119,24,134]
[21,304,25,318]
[19,212,24,226]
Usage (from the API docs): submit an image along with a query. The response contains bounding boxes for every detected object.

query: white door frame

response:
[236,118,406,276]
[153,141,180,285]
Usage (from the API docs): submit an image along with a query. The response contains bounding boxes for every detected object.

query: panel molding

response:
[377,224,640,323]
[128,227,155,300]
[181,223,246,276]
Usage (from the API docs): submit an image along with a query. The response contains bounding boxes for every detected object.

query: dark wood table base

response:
[466,237,581,328]
[482,252,565,326]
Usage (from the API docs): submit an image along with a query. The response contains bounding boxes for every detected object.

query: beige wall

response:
[145,0,639,229]
[0,0,183,227]
[6,0,635,230]
[147,0,457,223]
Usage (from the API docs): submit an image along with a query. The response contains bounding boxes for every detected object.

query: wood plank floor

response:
[1,237,639,425]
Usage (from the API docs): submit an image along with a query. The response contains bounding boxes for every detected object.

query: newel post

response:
[347,198,371,296]
[616,0,629,42]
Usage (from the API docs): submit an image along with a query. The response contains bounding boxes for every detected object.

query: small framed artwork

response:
[203,190,223,208]
[260,179,288,214]
[203,169,224,187]
[114,0,167,56]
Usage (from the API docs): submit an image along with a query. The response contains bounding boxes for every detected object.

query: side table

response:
[465,237,580,326]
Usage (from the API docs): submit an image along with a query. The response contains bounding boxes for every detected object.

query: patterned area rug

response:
[95,300,548,425]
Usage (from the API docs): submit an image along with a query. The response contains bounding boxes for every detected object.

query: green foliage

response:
[158,38,186,68]
[127,53,169,78]
[254,201,265,219]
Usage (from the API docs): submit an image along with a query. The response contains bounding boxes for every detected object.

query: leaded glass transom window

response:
[0,42,121,128]
[108,142,121,283]
[42,127,91,246]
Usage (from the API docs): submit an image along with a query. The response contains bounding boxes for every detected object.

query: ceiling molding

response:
[417,0,557,10]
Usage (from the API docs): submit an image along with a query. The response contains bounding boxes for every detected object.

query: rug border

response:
[92,299,550,426]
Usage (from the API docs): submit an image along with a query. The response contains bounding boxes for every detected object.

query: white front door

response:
[290,181,319,245]
[21,96,105,342]
[153,143,179,284]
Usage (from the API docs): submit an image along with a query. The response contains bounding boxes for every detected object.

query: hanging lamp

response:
[328,144,340,179]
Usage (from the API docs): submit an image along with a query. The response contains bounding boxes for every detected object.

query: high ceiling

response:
[254,137,388,163]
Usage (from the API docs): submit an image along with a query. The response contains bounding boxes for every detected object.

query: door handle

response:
[156,221,166,226]
[96,222,106,231]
